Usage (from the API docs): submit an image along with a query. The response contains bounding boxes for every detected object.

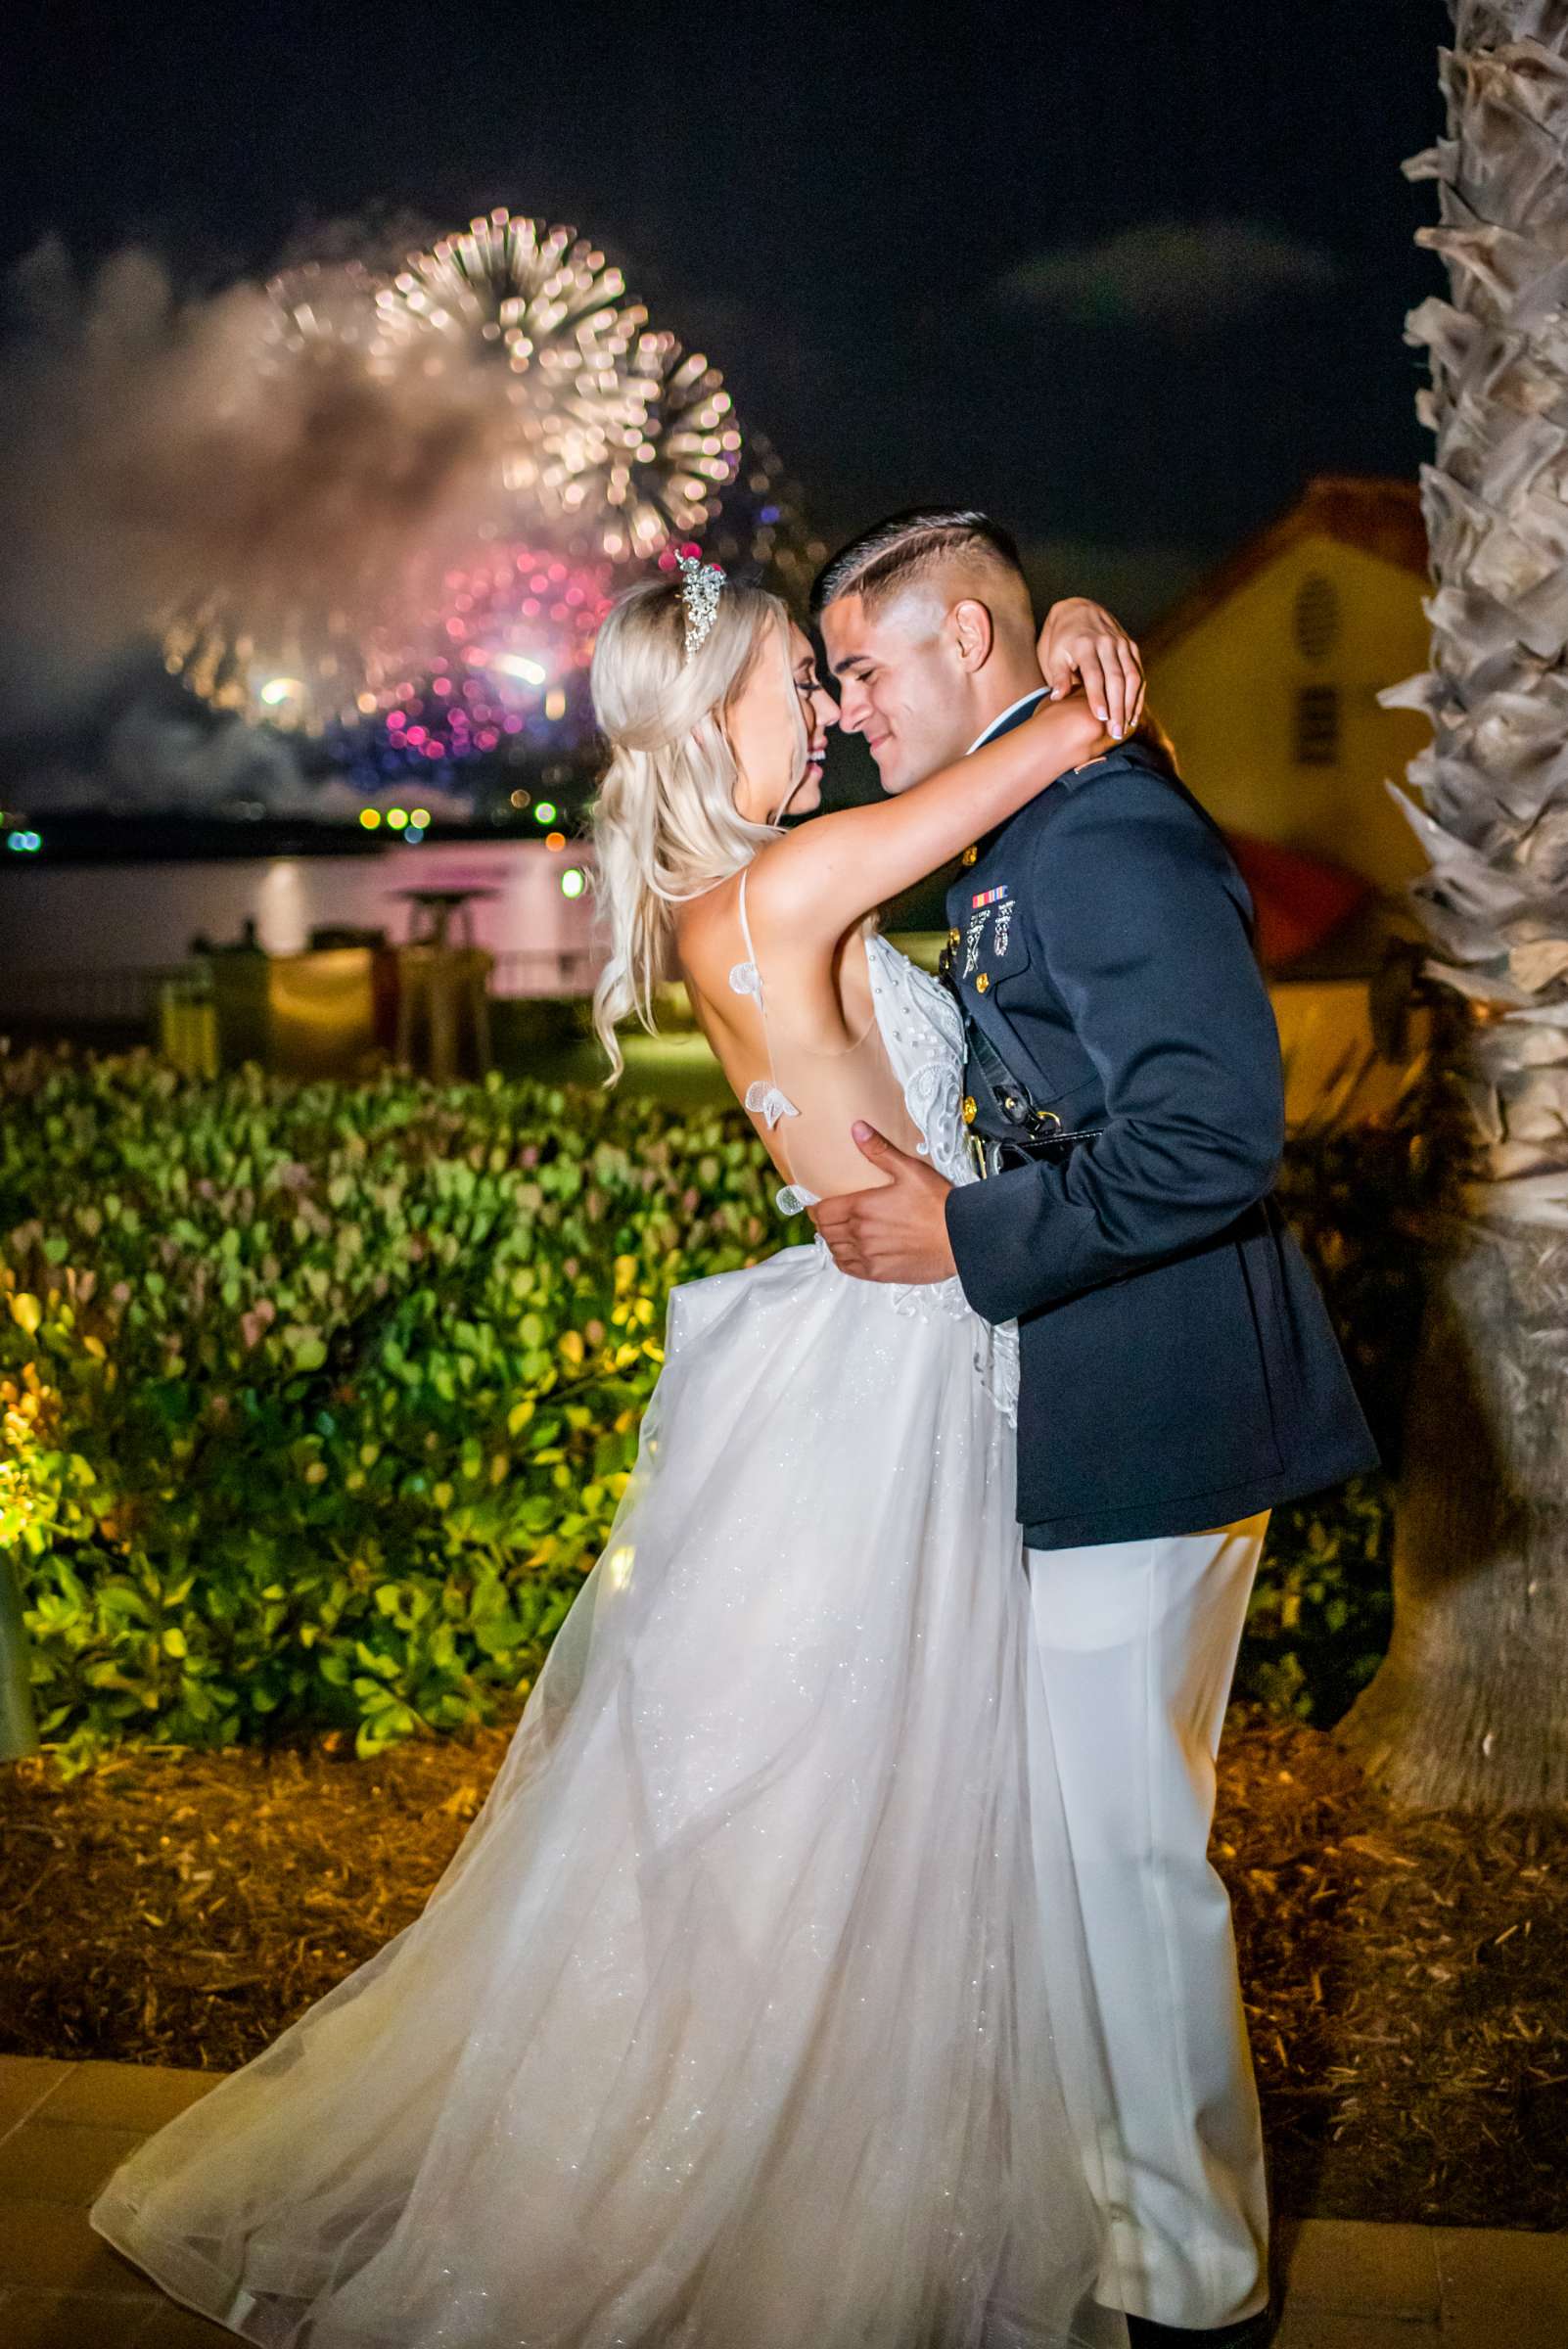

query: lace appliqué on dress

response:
[862,938,969,1188]
[729,914,812,1220]
[744,1081,801,1128]
[864,935,1021,1426]
[731,945,801,1128]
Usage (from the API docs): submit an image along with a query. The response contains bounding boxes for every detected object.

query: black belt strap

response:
[938,946,1103,1179]
[967,1019,1066,1139]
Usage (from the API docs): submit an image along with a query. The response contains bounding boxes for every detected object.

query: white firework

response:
[598,330,742,561]
[376,210,644,549]
[375,210,744,561]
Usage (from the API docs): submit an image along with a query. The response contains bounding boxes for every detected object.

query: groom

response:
[808,510,1378,2348]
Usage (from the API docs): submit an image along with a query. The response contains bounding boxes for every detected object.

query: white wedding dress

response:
[90,901,1130,2349]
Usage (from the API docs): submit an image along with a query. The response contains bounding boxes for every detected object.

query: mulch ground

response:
[1,1711,1562,2230]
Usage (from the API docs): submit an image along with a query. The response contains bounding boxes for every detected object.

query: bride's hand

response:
[1038,597,1146,740]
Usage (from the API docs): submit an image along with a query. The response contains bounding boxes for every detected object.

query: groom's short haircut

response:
[809,508,1029,620]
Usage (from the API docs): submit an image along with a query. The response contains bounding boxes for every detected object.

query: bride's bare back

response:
[674,859,926,1206]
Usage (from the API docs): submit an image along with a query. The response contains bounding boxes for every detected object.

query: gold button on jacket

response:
[961,845,978,868]
[976,972,991,992]
[962,1095,977,1125]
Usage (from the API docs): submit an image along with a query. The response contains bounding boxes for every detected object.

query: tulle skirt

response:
[90,1238,1128,2348]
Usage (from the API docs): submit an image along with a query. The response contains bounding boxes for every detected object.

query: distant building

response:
[1143,475,1433,922]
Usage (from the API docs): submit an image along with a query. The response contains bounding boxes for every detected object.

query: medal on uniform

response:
[966,884,1011,970]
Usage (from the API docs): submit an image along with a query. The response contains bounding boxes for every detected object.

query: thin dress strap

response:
[734,860,760,986]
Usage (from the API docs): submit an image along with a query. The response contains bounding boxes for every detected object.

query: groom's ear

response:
[949,596,996,672]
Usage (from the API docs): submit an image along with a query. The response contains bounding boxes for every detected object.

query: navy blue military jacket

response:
[944,699,1378,1549]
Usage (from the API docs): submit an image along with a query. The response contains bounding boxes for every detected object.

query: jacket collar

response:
[966,687,1050,757]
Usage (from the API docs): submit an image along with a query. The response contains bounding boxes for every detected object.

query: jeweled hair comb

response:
[675,549,725,658]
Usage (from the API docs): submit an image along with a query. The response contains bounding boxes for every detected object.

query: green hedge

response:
[1233,1077,1442,1723]
[1,1044,1429,1765]
[1,1047,807,1767]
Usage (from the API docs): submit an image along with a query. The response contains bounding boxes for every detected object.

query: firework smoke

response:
[0,236,517,736]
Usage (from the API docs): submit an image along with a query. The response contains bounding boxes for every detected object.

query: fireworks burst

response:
[598,333,741,561]
[375,211,642,544]
[363,544,615,772]
[375,210,741,562]
[149,207,822,763]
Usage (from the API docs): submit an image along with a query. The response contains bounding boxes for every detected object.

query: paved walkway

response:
[0,2055,1563,2346]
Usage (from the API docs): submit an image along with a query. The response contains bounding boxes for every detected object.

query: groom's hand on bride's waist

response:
[808,1124,957,1284]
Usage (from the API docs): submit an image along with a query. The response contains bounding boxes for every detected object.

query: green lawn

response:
[524,1027,733,1110]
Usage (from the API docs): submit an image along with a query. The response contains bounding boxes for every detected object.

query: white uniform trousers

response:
[1024,1513,1271,2332]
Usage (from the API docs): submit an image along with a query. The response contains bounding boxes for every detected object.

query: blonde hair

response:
[588,572,805,1081]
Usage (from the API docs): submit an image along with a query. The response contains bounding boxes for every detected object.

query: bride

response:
[90,554,1133,2348]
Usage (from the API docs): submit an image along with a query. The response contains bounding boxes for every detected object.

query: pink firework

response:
[367,544,615,763]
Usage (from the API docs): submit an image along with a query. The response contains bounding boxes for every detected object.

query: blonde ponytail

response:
[588,574,801,1081]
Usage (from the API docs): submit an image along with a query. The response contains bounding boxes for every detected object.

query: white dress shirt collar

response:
[966,687,1050,757]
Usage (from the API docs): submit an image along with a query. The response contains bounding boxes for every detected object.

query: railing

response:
[0,948,606,1033]
[488,947,603,998]
[0,963,204,1028]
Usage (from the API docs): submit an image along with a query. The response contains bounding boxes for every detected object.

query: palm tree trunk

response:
[1341,1,1568,1808]
[1346,1223,1568,1806]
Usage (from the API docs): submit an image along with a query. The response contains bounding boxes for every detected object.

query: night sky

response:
[5,0,1451,636]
